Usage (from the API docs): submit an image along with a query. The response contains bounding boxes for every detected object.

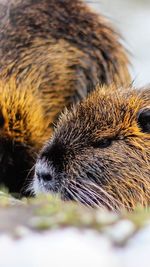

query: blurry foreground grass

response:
[0,190,150,246]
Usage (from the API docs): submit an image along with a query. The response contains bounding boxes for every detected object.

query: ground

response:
[0,192,150,267]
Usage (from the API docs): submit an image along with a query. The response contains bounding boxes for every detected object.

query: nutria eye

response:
[92,139,112,148]
[137,108,150,133]
[0,111,5,128]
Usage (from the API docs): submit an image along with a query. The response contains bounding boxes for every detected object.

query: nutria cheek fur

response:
[0,0,130,194]
[33,85,150,211]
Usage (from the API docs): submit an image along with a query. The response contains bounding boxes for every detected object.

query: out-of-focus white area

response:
[88,0,150,87]
[117,224,150,267]
[0,229,118,267]
[1,224,150,267]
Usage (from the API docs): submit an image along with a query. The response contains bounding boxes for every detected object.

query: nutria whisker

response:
[83,186,118,210]
[26,165,36,180]
[81,181,124,208]
[66,187,92,208]
[68,181,101,208]
[69,180,117,210]
[22,165,37,196]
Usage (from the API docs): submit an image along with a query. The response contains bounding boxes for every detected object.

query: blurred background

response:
[88,0,150,87]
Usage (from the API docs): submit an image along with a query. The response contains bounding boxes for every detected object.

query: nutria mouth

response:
[32,85,150,211]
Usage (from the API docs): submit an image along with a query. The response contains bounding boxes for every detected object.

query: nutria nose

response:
[36,171,52,182]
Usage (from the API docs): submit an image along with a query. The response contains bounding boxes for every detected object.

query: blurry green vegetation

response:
[0,190,149,245]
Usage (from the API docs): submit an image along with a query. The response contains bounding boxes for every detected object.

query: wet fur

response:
[33,85,150,211]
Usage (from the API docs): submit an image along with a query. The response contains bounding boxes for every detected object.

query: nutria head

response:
[32,85,150,211]
[0,78,50,195]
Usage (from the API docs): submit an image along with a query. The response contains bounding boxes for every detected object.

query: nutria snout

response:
[32,85,150,211]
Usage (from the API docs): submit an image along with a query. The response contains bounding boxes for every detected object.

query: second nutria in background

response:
[0,0,130,194]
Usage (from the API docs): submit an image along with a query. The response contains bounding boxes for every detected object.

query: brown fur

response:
[0,78,51,146]
[33,85,150,211]
[0,0,130,194]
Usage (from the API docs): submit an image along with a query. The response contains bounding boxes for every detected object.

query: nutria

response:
[0,0,130,194]
[33,85,150,211]
[0,78,52,194]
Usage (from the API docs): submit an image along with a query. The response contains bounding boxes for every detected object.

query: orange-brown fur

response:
[0,78,51,147]
[0,0,130,194]
[33,85,150,211]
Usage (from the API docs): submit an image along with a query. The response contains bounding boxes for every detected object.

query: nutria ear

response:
[137,108,150,133]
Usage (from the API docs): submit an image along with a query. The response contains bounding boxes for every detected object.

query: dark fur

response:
[0,138,34,193]
[33,85,150,211]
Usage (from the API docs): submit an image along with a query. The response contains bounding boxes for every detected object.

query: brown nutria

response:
[0,0,130,195]
[32,85,150,211]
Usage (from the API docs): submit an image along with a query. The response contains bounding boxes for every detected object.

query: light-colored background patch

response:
[88,0,150,87]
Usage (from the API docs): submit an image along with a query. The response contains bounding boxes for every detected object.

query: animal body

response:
[0,0,130,194]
